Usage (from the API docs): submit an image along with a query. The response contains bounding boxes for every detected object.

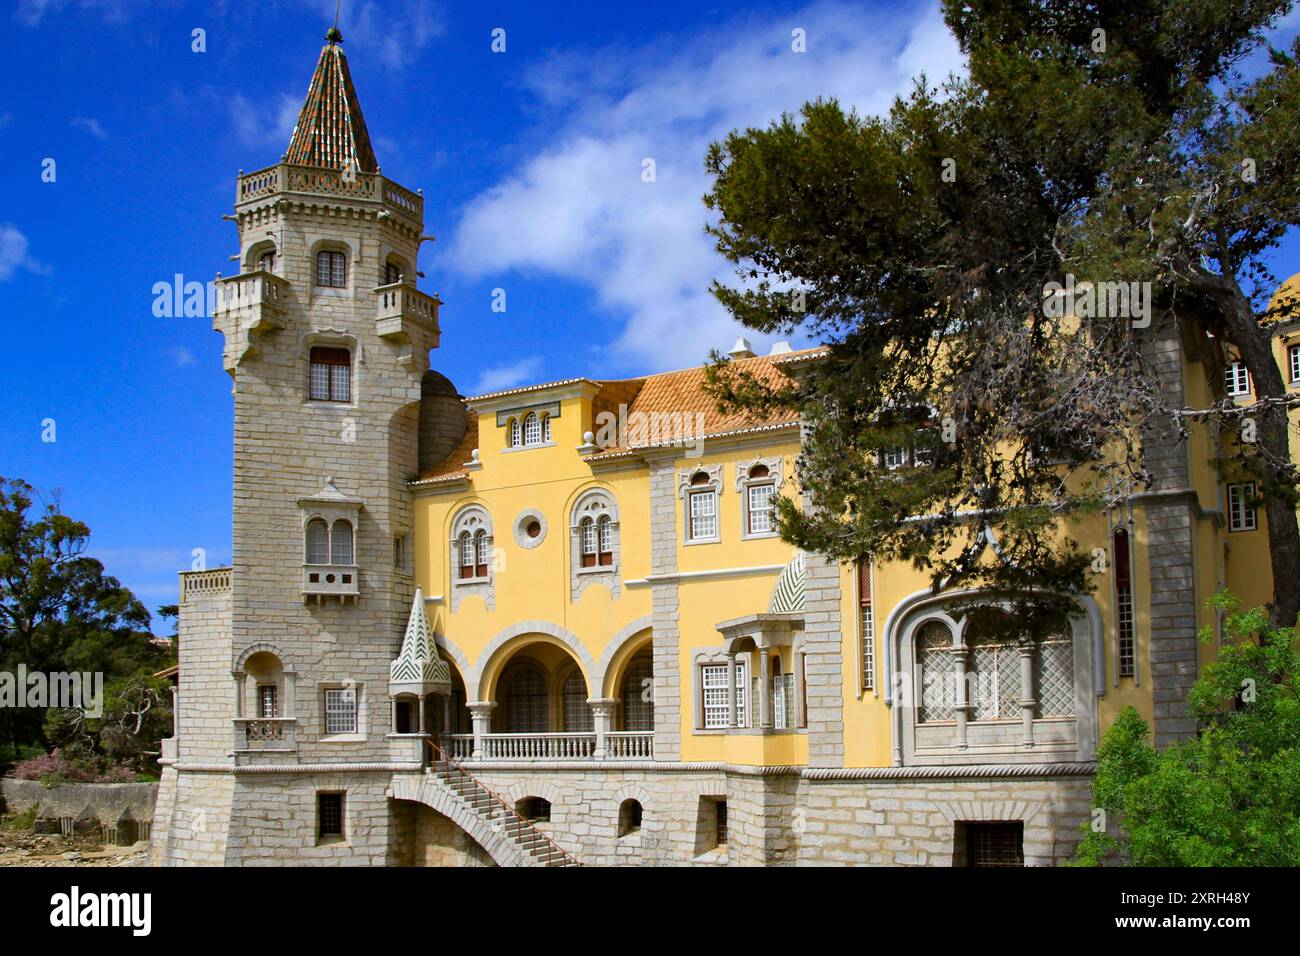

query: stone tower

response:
[153,29,447,864]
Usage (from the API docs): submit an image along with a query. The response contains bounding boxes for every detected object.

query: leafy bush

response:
[8,748,135,786]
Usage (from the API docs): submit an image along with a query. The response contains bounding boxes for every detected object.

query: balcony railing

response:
[442,732,655,760]
[213,270,288,319]
[303,564,359,603]
[235,163,423,224]
[375,282,440,348]
[179,567,232,603]
[605,731,654,759]
[234,718,296,751]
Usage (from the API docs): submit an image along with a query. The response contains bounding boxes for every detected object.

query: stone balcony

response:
[375,281,441,355]
[233,718,297,753]
[441,731,655,762]
[235,163,423,227]
[178,567,233,604]
[303,564,359,604]
[212,271,289,372]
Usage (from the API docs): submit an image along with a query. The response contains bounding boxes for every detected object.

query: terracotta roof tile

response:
[284,39,379,173]
[415,409,478,483]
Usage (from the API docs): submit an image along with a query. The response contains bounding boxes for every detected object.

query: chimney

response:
[768,341,793,355]
[728,337,755,359]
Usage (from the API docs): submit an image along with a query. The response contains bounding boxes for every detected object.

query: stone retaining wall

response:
[1,778,158,844]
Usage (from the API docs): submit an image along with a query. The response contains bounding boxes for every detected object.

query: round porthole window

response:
[514,510,547,549]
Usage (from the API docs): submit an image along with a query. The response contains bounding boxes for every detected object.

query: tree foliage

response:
[703,0,1300,626]
[1074,594,1300,865]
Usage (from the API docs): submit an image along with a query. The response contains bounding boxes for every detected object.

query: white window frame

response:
[701,660,749,729]
[523,412,542,446]
[1227,482,1257,532]
[746,482,776,536]
[1225,361,1250,397]
[1290,344,1300,384]
[688,489,719,542]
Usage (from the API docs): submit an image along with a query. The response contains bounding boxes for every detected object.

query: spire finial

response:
[326,0,343,44]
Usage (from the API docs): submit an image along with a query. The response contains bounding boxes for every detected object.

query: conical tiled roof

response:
[390,589,451,694]
[284,32,379,173]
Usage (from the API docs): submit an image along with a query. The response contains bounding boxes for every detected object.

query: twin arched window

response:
[508,412,552,448]
[305,519,354,566]
[458,529,490,579]
[580,515,614,567]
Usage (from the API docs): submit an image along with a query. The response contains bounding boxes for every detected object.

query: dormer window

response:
[309,347,351,403]
[315,250,347,288]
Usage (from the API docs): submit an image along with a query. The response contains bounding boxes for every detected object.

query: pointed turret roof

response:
[390,589,452,696]
[284,29,379,173]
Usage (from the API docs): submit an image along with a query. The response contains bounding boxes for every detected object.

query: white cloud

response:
[0,224,47,281]
[165,345,197,367]
[441,1,965,372]
[298,0,445,69]
[15,0,136,27]
[224,91,301,150]
[70,116,107,140]
[472,357,546,395]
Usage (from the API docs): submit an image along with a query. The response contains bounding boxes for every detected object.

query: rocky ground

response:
[0,828,148,867]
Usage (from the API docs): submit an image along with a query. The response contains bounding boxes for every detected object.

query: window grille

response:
[1228,482,1257,532]
[963,822,1023,867]
[858,558,875,691]
[969,632,1022,721]
[324,689,357,735]
[306,520,330,565]
[318,793,343,837]
[621,655,654,731]
[1113,527,1135,677]
[505,667,548,733]
[562,670,593,732]
[917,621,956,721]
[259,684,278,719]
[1034,633,1075,717]
[330,520,353,565]
[715,800,728,846]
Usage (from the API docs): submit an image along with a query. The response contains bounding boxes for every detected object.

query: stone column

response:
[726,653,738,728]
[589,698,618,758]
[416,694,426,733]
[952,644,969,750]
[758,647,772,730]
[1018,641,1036,747]
[468,701,496,758]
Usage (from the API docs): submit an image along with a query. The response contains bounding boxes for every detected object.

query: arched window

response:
[618,798,643,836]
[474,529,490,578]
[509,418,522,448]
[620,653,654,731]
[687,471,718,542]
[383,260,402,285]
[745,465,776,535]
[1113,527,1135,678]
[1034,629,1075,717]
[597,515,613,565]
[966,614,1022,721]
[517,796,551,822]
[916,620,956,722]
[562,669,592,732]
[309,347,351,403]
[305,519,330,565]
[504,666,548,733]
[330,520,354,565]
[315,250,347,288]
[542,414,552,443]
[257,250,276,274]
[580,517,598,567]
[523,412,541,446]
[458,531,475,579]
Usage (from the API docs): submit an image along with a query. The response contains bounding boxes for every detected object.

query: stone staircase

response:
[427,744,579,867]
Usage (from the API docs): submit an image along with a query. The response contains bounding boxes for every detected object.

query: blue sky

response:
[1,0,1298,622]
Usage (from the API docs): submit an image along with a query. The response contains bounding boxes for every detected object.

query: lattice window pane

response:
[542,415,552,443]
[970,637,1022,721]
[861,606,875,692]
[306,520,329,565]
[475,531,491,569]
[690,490,717,540]
[772,673,794,730]
[524,413,541,445]
[330,252,346,287]
[598,516,613,554]
[581,518,597,555]
[330,520,353,565]
[324,688,356,735]
[330,363,350,403]
[310,362,331,401]
[505,667,547,732]
[318,793,343,836]
[917,621,956,722]
[1035,634,1075,717]
[621,656,654,731]
[510,418,521,447]
[1228,483,1257,532]
[747,483,775,534]
[702,665,729,729]
[259,684,278,719]
[562,670,593,732]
